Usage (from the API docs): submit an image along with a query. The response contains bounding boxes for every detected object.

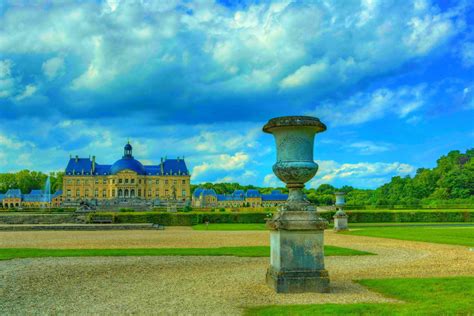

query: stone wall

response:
[0,213,77,224]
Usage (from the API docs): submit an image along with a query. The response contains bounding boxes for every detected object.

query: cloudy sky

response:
[0,0,473,189]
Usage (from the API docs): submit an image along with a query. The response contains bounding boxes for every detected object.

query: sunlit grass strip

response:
[342,227,474,247]
[245,277,474,315]
[0,245,372,261]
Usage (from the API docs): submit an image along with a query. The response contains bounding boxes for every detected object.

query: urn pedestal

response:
[263,116,329,293]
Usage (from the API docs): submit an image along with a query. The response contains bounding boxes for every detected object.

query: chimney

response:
[160,158,164,175]
[75,155,79,163]
[92,156,96,174]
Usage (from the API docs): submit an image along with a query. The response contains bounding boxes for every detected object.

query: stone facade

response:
[192,188,288,208]
[62,142,191,205]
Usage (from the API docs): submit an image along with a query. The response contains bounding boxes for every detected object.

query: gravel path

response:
[1,229,473,315]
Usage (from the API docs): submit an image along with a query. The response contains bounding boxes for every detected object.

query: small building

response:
[0,189,63,209]
[192,188,288,208]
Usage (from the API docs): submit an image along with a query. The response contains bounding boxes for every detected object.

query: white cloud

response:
[309,160,415,188]
[0,59,16,98]
[15,84,37,101]
[42,57,65,80]
[348,141,391,155]
[460,42,474,67]
[0,1,462,96]
[263,173,284,187]
[192,152,250,179]
[310,84,427,126]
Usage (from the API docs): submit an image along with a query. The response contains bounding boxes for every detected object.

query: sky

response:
[0,0,473,189]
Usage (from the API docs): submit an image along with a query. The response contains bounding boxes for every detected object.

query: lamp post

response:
[263,116,329,293]
[333,192,348,231]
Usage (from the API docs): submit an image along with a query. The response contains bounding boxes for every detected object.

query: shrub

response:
[219,208,226,212]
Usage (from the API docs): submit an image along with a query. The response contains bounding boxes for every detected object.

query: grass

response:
[343,226,474,247]
[0,245,372,261]
[346,209,473,213]
[192,223,474,231]
[246,276,474,315]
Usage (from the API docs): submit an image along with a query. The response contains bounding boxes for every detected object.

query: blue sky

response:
[0,0,473,189]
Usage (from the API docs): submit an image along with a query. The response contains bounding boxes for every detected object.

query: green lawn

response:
[0,245,372,261]
[192,223,474,231]
[246,277,474,315]
[343,226,474,247]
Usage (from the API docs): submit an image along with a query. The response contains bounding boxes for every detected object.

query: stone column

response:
[333,192,348,231]
[263,116,330,293]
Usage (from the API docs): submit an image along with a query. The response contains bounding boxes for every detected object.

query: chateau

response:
[192,188,288,208]
[62,142,191,204]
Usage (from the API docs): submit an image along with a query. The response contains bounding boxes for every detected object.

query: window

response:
[173,180,177,185]
[85,189,89,197]
[182,189,186,197]
[148,189,151,197]
[125,178,129,184]
[119,179,123,184]
[139,179,141,184]
[67,179,72,184]
[182,180,186,185]
[165,180,168,185]
[165,189,168,196]
[138,189,141,197]
[95,179,99,184]
[131,179,135,184]
[156,180,159,184]
[112,189,116,197]
[67,190,71,197]
[76,179,80,185]
[76,189,80,197]
[155,190,159,197]
[103,179,107,184]
[94,190,98,197]
[148,179,152,184]
[102,189,106,198]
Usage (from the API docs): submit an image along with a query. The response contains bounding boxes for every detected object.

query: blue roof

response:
[217,194,245,201]
[111,157,146,175]
[193,188,203,198]
[0,194,4,201]
[246,189,261,198]
[262,190,288,201]
[30,189,43,195]
[200,189,217,197]
[232,190,244,197]
[65,158,189,176]
[5,189,22,198]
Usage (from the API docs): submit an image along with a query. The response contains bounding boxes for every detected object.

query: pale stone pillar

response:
[263,116,330,293]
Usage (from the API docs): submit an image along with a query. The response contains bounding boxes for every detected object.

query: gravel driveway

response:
[0,229,472,315]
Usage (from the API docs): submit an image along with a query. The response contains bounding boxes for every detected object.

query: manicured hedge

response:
[87,212,271,226]
[87,210,473,225]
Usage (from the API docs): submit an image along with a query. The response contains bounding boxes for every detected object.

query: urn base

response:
[266,267,330,293]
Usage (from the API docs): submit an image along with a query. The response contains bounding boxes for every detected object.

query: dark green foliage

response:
[0,170,64,194]
[87,210,473,225]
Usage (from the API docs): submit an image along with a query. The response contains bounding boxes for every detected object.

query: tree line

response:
[192,148,474,207]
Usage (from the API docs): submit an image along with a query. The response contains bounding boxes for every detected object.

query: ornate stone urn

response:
[334,192,348,231]
[263,116,329,293]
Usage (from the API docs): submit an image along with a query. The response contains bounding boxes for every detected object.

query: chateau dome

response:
[110,141,146,175]
[110,157,146,175]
